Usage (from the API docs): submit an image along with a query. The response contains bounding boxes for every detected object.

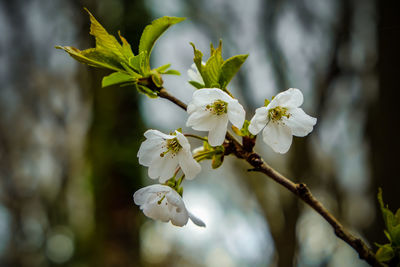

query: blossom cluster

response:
[133,65,317,227]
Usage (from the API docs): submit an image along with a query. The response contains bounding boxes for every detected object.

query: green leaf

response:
[395,208,400,224]
[139,16,186,68]
[392,225,400,246]
[154,63,171,73]
[57,9,137,74]
[55,46,125,72]
[203,54,222,87]
[376,244,395,262]
[162,69,180,75]
[84,8,129,63]
[219,54,248,88]
[102,72,136,88]
[129,51,147,73]
[189,81,205,89]
[190,42,205,79]
[135,84,158,98]
[378,188,396,233]
[118,31,134,58]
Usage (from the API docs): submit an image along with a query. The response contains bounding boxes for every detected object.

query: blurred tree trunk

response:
[83,1,150,266]
[366,0,400,246]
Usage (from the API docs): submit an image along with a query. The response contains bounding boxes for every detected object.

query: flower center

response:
[268,106,290,122]
[206,99,228,115]
[160,138,182,157]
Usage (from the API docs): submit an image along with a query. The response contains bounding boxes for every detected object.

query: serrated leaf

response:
[190,42,205,79]
[204,54,222,86]
[55,46,125,72]
[376,244,395,262]
[219,54,248,88]
[118,31,134,58]
[129,51,147,73]
[392,225,400,246]
[378,188,396,233]
[84,8,128,63]
[189,81,205,89]
[139,16,185,69]
[102,72,136,88]
[395,209,400,224]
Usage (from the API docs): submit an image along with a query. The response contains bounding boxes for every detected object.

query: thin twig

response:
[158,88,382,266]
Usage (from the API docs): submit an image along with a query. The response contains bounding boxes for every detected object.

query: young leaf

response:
[84,8,129,63]
[118,31,134,58]
[376,244,395,262]
[190,42,205,79]
[102,72,137,88]
[139,16,185,68]
[154,63,171,73]
[189,81,204,89]
[162,69,180,75]
[55,46,125,72]
[219,54,248,89]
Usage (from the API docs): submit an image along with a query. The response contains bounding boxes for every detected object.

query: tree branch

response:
[158,88,382,266]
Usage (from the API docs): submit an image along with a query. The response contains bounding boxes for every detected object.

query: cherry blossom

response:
[186,88,245,146]
[248,88,317,153]
[133,184,205,227]
[138,130,201,182]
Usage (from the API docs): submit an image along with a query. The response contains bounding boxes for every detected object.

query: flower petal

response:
[175,131,190,151]
[186,110,219,131]
[189,212,206,227]
[208,115,228,146]
[188,63,204,85]
[191,88,232,105]
[285,108,317,137]
[262,122,293,154]
[137,138,165,166]
[148,153,179,182]
[178,150,201,180]
[170,208,189,226]
[227,99,245,128]
[144,129,175,140]
[268,88,304,109]
[248,107,269,135]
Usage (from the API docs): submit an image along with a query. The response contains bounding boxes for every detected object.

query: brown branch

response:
[158,88,382,267]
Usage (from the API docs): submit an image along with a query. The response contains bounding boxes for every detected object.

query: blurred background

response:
[0,0,399,266]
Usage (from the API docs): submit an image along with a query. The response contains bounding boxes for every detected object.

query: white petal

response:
[191,88,232,104]
[189,212,206,227]
[175,131,190,151]
[144,129,175,140]
[268,88,304,109]
[227,99,246,128]
[208,115,228,146]
[137,138,165,166]
[143,200,170,222]
[148,153,179,182]
[186,110,219,131]
[178,150,201,180]
[133,186,152,205]
[170,208,189,226]
[248,107,269,135]
[285,108,317,137]
[262,122,293,154]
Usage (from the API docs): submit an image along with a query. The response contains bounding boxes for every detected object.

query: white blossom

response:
[248,88,317,154]
[137,130,201,182]
[187,63,205,85]
[186,88,245,146]
[133,184,206,227]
